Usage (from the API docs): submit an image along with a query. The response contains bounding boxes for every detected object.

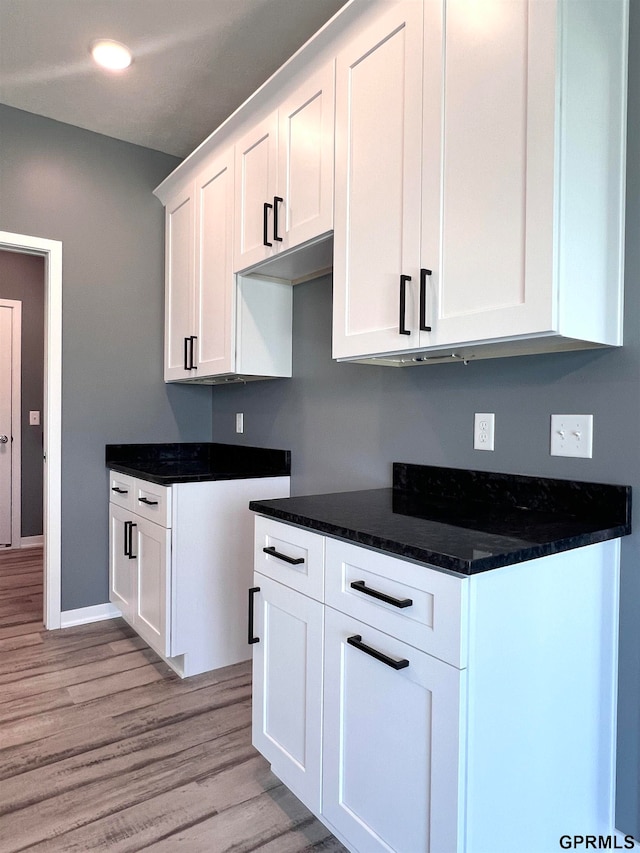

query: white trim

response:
[615,829,640,848]
[60,602,121,629]
[21,534,44,548]
[0,298,21,548]
[0,231,62,630]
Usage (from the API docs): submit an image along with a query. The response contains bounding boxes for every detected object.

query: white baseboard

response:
[20,535,44,548]
[60,602,122,628]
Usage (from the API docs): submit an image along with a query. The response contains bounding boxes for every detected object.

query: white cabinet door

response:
[164,182,196,380]
[423,0,556,348]
[234,113,279,272]
[332,1,424,360]
[278,62,335,253]
[132,515,172,659]
[196,149,235,376]
[322,606,464,853]
[252,573,323,815]
[108,503,135,624]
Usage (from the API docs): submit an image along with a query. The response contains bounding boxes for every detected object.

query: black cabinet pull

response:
[248,586,260,644]
[350,580,413,609]
[189,335,197,370]
[128,522,137,560]
[112,487,128,494]
[262,546,304,565]
[183,336,190,370]
[399,274,411,335]
[273,196,284,242]
[138,497,159,506]
[347,634,409,670]
[123,520,131,557]
[263,202,273,247]
[420,268,432,332]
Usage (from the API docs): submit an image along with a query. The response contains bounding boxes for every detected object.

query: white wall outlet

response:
[29,410,40,426]
[235,412,244,434]
[474,413,495,451]
[550,414,593,458]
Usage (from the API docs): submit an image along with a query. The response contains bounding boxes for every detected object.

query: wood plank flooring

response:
[0,547,346,852]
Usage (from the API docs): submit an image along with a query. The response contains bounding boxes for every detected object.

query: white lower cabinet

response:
[252,516,621,853]
[251,573,324,813]
[109,472,290,677]
[323,606,463,853]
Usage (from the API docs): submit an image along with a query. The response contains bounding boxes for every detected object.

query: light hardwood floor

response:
[0,547,346,852]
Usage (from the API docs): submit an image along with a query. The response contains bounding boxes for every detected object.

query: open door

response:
[0,299,21,548]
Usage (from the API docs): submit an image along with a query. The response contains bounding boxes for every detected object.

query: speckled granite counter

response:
[106,442,290,485]
[249,464,631,575]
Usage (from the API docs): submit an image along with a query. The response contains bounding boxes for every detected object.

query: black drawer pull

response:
[399,274,411,335]
[273,196,284,242]
[123,520,131,557]
[419,268,432,332]
[347,634,409,670]
[138,497,159,506]
[262,546,304,565]
[128,522,137,560]
[248,587,260,644]
[112,487,128,494]
[350,580,413,609]
[263,201,273,247]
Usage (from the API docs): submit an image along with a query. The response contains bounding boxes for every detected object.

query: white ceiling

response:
[0,0,349,158]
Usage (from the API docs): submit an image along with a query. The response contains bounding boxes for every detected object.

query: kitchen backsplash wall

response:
[0,104,214,611]
[210,5,640,838]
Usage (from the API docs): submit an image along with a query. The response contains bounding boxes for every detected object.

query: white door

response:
[278,62,335,253]
[322,607,464,853]
[0,300,20,548]
[252,573,324,814]
[424,0,556,348]
[133,515,172,658]
[332,1,424,359]
[234,113,279,272]
[196,149,235,377]
[108,503,135,624]
[164,182,196,381]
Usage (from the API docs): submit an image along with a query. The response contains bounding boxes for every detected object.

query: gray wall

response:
[0,104,213,610]
[0,249,45,537]
[210,4,640,837]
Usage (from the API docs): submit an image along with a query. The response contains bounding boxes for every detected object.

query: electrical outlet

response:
[550,414,593,458]
[474,413,495,451]
[235,413,244,434]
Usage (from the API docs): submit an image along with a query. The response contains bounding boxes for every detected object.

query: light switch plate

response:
[29,410,40,426]
[550,414,593,458]
[235,412,244,434]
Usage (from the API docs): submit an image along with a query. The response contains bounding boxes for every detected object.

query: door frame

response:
[0,298,22,549]
[0,231,62,629]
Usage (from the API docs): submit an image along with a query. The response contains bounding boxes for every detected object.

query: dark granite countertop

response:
[249,464,631,575]
[106,442,290,485]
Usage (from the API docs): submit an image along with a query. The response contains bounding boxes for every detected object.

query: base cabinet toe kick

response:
[249,515,623,853]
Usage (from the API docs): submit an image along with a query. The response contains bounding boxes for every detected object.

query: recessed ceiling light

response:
[90,39,133,72]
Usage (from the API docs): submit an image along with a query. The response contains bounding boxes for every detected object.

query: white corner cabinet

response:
[163,151,292,384]
[250,515,621,853]
[331,0,628,364]
[108,471,289,677]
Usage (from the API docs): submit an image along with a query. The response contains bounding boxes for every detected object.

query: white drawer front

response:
[132,479,172,528]
[325,538,467,668]
[254,516,325,602]
[109,471,135,511]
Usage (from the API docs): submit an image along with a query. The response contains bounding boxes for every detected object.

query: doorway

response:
[0,231,62,629]
[0,298,22,548]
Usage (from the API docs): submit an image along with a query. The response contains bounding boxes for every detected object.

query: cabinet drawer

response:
[254,516,324,601]
[109,471,135,511]
[131,479,172,528]
[325,538,468,668]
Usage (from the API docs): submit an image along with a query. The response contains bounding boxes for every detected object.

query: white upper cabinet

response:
[333,0,628,364]
[234,62,335,273]
[163,146,292,384]
[332,2,424,359]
